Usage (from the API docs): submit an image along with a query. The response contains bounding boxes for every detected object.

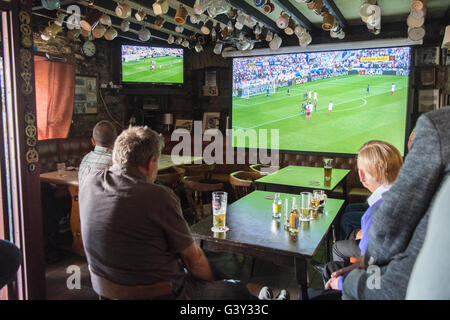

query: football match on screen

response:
[121,45,184,84]
[232,47,411,155]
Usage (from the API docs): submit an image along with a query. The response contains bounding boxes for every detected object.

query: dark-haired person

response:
[342,106,450,300]
[0,239,21,290]
[78,120,117,186]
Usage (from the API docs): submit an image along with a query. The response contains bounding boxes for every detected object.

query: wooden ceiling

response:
[32,0,450,48]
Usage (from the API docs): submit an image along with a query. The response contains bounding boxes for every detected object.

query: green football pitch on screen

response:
[232,74,408,155]
[122,56,183,84]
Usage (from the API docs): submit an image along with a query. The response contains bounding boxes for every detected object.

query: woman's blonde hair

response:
[357,140,403,185]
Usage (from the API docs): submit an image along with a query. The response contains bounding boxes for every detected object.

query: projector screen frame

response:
[229,43,417,158]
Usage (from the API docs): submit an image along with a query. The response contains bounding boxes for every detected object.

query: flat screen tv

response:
[120,44,184,85]
[232,46,411,155]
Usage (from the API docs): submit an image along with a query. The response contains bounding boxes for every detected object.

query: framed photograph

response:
[202,112,221,134]
[74,75,97,114]
[420,67,435,86]
[174,119,194,133]
[415,47,440,66]
[418,89,440,113]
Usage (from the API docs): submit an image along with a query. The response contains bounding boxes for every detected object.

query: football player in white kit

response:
[328,100,333,114]
[391,83,396,96]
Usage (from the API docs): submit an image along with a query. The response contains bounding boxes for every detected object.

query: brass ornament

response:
[26,136,36,147]
[25,124,37,138]
[21,36,32,48]
[19,11,31,24]
[28,163,36,172]
[24,112,36,124]
[26,148,39,163]
[20,23,32,36]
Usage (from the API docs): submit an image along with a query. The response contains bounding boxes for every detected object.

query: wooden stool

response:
[88,265,174,300]
[181,163,215,181]
[156,166,186,189]
[181,175,223,222]
[68,185,85,257]
[229,171,264,200]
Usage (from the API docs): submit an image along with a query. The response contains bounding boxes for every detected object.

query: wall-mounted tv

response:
[232,46,411,155]
[120,44,184,86]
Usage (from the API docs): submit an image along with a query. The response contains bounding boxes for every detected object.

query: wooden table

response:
[190,190,345,300]
[158,154,204,171]
[39,154,203,256]
[254,165,351,199]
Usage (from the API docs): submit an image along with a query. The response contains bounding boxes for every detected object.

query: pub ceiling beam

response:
[227,0,279,34]
[322,0,348,30]
[271,0,314,32]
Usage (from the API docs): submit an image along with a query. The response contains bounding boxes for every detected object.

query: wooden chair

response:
[249,164,279,176]
[156,166,186,189]
[181,175,224,223]
[88,265,174,300]
[181,163,215,181]
[229,171,264,200]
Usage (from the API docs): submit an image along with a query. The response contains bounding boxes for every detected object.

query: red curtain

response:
[34,56,75,140]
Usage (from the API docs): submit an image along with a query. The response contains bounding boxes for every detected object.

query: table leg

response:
[342,176,348,201]
[294,257,309,300]
[325,229,332,263]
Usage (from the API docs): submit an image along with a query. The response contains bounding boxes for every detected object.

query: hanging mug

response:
[284,19,296,35]
[322,13,334,31]
[201,20,213,35]
[92,24,106,38]
[190,14,201,24]
[153,0,169,15]
[269,34,282,50]
[213,42,223,55]
[299,31,312,47]
[100,14,111,26]
[174,5,188,25]
[104,27,118,41]
[263,0,275,14]
[167,34,175,44]
[294,25,305,37]
[194,0,205,15]
[175,25,184,33]
[138,27,151,41]
[254,0,265,7]
[115,3,131,19]
[276,12,290,29]
[265,30,273,42]
[182,39,189,48]
[135,8,146,22]
[154,17,165,30]
[80,8,102,31]
[121,20,130,32]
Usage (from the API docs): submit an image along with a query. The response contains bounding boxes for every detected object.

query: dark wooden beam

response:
[322,0,348,30]
[227,0,279,33]
[271,0,314,32]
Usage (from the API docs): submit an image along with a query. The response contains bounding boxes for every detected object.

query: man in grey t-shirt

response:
[78,120,117,186]
[79,126,259,299]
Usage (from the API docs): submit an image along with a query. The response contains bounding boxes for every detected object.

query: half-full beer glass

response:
[323,158,333,186]
[211,191,228,232]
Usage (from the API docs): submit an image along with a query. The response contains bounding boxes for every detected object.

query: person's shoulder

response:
[419,107,450,133]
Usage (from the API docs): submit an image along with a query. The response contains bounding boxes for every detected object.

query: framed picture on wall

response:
[174,119,194,133]
[74,75,97,114]
[418,89,440,113]
[202,112,221,134]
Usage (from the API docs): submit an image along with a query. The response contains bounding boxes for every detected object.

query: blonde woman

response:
[323,140,403,293]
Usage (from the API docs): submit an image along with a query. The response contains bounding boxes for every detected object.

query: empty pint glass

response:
[211,191,228,232]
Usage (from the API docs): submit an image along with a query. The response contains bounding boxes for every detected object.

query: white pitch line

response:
[234,96,369,130]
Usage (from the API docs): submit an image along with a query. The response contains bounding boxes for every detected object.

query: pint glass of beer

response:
[211,191,228,232]
[300,192,311,221]
[323,158,333,186]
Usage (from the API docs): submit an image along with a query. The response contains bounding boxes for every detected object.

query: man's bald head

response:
[92,120,117,148]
